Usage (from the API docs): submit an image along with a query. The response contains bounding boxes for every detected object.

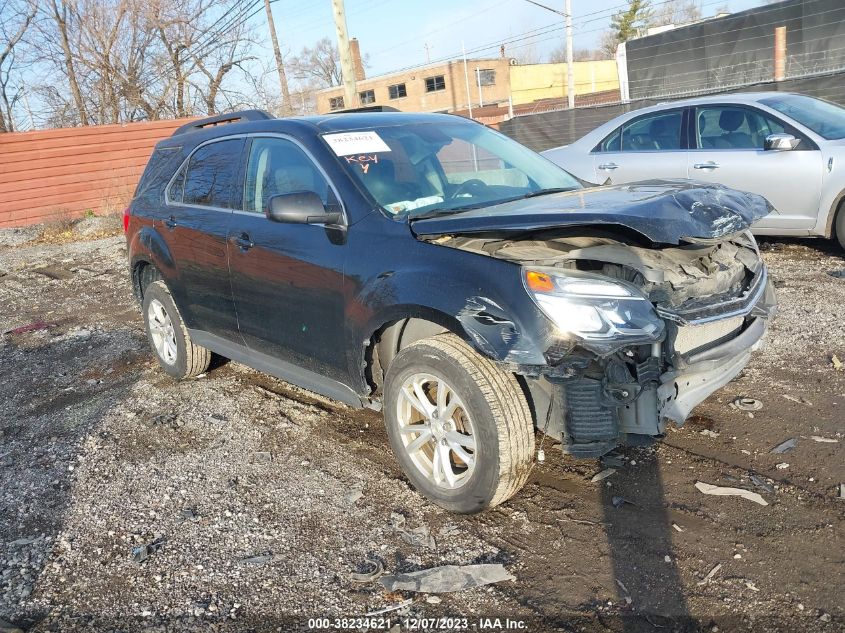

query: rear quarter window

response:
[181,139,244,209]
[134,147,181,201]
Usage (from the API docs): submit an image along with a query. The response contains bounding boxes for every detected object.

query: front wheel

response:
[383,334,535,513]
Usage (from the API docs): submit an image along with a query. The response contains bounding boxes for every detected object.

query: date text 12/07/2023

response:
[306,616,529,630]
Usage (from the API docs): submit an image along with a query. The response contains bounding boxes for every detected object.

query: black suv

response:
[126,110,775,513]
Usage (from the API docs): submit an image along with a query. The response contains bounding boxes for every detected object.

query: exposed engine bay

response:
[426,229,776,457]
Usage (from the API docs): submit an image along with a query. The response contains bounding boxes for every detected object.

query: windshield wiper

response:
[522,187,575,198]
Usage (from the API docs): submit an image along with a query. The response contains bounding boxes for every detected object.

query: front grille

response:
[672,316,744,356]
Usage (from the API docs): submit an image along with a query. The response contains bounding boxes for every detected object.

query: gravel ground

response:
[0,228,843,633]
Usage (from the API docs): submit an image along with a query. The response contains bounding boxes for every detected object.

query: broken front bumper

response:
[529,273,775,458]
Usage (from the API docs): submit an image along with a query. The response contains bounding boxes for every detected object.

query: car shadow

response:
[0,327,145,629]
[600,447,698,632]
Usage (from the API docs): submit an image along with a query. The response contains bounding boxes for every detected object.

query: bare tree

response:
[289,38,342,88]
[47,0,90,125]
[0,0,37,131]
[652,0,701,27]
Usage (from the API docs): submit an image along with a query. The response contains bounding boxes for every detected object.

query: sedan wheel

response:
[147,298,178,365]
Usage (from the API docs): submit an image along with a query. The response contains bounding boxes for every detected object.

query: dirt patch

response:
[0,232,843,632]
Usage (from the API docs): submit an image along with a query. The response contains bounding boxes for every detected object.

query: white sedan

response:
[542,92,845,249]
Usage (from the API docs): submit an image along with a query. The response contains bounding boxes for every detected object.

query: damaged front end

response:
[414,184,777,458]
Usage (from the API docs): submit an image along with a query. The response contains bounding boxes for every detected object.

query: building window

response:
[359,89,375,105]
[425,75,446,92]
[329,96,345,111]
[388,83,407,99]
[477,69,496,86]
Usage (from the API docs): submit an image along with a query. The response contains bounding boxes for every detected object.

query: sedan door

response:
[589,108,689,185]
[227,136,349,385]
[159,138,245,342]
[686,104,823,231]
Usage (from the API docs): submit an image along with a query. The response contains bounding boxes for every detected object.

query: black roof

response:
[156,110,472,149]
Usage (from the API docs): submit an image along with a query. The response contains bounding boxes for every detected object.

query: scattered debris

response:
[838,484,845,500]
[346,484,364,504]
[3,320,54,335]
[390,512,435,550]
[364,599,413,617]
[671,523,685,533]
[131,537,165,563]
[770,438,797,454]
[696,563,722,586]
[437,524,460,538]
[380,564,514,593]
[252,451,272,464]
[731,397,763,412]
[833,355,843,371]
[829,269,845,279]
[775,462,789,470]
[700,429,720,438]
[600,453,626,469]
[557,515,608,526]
[33,266,73,280]
[819,612,832,623]
[745,581,759,592]
[749,474,775,495]
[664,555,672,563]
[7,536,41,547]
[615,578,629,594]
[611,496,634,509]
[426,596,442,605]
[349,559,384,584]
[809,435,838,443]
[180,508,198,521]
[590,468,616,483]
[781,394,812,406]
[695,482,768,506]
[241,552,273,565]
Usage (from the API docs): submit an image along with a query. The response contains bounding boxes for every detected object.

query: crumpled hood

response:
[410,180,773,245]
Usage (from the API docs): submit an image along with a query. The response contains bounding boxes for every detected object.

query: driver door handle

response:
[693,161,720,170]
[598,162,619,170]
[233,233,254,251]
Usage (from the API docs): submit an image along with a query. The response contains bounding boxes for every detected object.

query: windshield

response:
[323,120,581,219]
[760,94,845,140]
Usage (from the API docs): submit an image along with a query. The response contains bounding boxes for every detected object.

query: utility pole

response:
[462,42,473,119]
[424,42,431,63]
[264,0,293,116]
[565,0,574,108]
[332,0,358,109]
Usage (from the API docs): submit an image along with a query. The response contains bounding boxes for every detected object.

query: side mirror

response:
[764,133,800,151]
[266,191,343,225]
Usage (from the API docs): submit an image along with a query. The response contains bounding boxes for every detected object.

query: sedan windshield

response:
[323,120,581,219]
[760,94,845,140]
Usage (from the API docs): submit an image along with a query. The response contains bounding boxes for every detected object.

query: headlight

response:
[523,268,664,343]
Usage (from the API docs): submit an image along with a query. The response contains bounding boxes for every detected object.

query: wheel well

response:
[365,317,457,394]
[132,261,162,304]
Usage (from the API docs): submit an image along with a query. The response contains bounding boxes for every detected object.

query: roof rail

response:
[332,105,401,114]
[172,110,274,136]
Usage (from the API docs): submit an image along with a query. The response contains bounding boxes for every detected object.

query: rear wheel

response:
[835,203,845,250]
[142,281,211,379]
[383,334,534,513]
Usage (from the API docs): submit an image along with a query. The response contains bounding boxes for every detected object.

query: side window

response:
[595,127,622,153]
[244,137,331,214]
[620,110,682,151]
[182,139,243,208]
[166,163,186,204]
[696,106,789,150]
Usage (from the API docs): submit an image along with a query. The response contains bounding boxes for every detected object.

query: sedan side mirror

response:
[266,191,343,225]
[764,133,800,151]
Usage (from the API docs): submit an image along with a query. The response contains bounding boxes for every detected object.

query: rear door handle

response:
[233,233,254,251]
[598,162,619,170]
[693,162,720,170]
[164,215,177,229]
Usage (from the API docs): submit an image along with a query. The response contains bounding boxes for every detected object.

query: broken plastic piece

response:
[809,435,838,443]
[749,474,775,494]
[591,468,616,483]
[695,481,768,506]
[349,559,384,584]
[696,563,722,586]
[770,438,796,454]
[732,397,763,411]
[379,564,515,593]
[833,355,843,371]
[131,537,165,563]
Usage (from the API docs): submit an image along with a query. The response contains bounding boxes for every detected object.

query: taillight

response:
[123,207,130,233]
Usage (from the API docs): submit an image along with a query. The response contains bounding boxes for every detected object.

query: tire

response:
[383,334,535,513]
[142,280,211,379]
[836,204,845,251]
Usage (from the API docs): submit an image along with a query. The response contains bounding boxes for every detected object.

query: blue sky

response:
[261,0,767,78]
